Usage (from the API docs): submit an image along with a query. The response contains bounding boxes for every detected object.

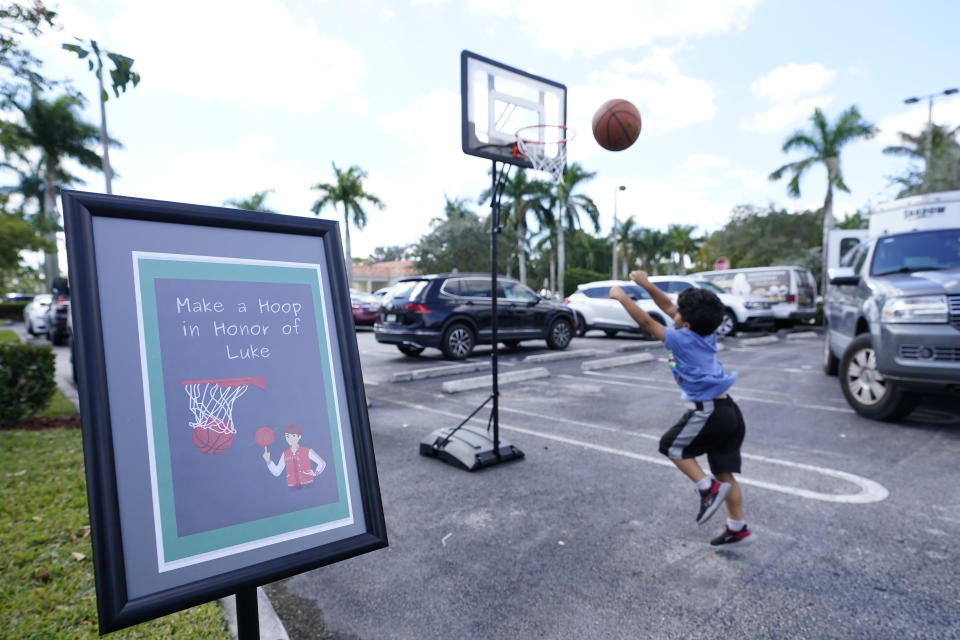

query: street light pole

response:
[611,185,625,279]
[904,88,958,184]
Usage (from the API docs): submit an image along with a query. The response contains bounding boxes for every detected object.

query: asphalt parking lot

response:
[18,323,959,639]
[269,328,960,640]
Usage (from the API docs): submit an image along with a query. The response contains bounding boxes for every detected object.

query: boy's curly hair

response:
[676,288,725,336]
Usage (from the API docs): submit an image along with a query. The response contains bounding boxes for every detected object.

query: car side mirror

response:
[828,267,860,286]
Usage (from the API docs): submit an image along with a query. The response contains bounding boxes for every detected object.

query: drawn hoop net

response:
[515,124,574,183]
[181,376,266,434]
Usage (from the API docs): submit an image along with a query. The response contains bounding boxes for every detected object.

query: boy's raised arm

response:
[609,283,666,342]
[629,270,677,318]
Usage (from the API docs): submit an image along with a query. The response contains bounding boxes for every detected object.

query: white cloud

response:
[92,0,370,113]
[742,96,833,134]
[470,0,758,56]
[873,95,960,146]
[749,63,836,101]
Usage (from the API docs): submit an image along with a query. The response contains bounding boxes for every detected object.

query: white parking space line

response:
[384,398,887,504]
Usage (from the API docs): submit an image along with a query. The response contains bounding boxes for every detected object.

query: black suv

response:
[374,273,576,359]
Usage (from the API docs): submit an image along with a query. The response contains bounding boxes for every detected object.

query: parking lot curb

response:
[738,335,781,346]
[581,352,655,371]
[523,348,602,363]
[614,341,661,352]
[391,361,491,383]
[786,331,819,340]
[441,367,550,393]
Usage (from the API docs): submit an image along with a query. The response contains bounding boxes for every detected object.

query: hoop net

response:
[515,124,573,183]
[181,376,265,434]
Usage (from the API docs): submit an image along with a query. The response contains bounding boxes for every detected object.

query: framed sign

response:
[62,190,387,633]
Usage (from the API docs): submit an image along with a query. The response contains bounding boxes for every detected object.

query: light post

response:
[904,88,958,183]
[611,185,625,279]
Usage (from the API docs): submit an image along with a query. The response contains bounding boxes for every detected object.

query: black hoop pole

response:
[490,160,501,458]
[236,587,260,640]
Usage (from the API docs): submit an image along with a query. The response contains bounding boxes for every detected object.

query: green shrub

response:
[0,301,28,320]
[0,342,57,424]
[563,268,609,298]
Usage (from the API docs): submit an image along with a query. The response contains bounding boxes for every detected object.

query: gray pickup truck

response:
[823,192,960,420]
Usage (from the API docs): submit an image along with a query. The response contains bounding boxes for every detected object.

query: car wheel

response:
[547,317,573,350]
[716,310,737,338]
[603,329,619,338]
[822,329,839,376]
[397,344,425,357]
[575,313,587,337]
[839,334,920,420]
[441,323,475,360]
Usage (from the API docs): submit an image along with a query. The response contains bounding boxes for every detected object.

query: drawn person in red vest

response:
[263,423,326,487]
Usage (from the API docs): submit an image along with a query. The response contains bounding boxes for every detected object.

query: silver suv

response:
[824,227,960,420]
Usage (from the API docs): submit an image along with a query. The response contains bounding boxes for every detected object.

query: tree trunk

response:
[343,205,353,285]
[42,170,60,288]
[820,159,837,295]
[98,69,112,194]
[517,216,527,286]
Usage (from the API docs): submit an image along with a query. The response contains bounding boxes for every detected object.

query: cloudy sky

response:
[18,0,960,261]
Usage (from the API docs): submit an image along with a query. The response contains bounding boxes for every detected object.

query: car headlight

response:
[744,300,764,310]
[881,295,948,323]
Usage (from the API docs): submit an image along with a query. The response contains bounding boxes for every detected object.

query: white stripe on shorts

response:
[668,400,715,459]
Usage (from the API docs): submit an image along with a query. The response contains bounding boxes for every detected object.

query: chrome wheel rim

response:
[845,347,888,406]
[448,328,472,357]
[717,313,735,337]
[552,320,571,347]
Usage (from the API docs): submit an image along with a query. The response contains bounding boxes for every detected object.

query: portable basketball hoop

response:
[181,376,266,454]
[515,124,574,182]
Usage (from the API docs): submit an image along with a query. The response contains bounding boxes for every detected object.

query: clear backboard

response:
[460,50,567,171]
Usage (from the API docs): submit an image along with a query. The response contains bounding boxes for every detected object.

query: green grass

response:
[35,388,77,419]
[0,428,232,638]
[0,328,19,344]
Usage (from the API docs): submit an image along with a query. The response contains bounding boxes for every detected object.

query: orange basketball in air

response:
[592,99,642,151]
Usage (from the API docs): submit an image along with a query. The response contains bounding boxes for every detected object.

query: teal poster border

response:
[134,254,352,567]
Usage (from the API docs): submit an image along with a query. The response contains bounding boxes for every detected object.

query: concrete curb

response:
[614,341,661,352]
[786,331,819,340]
[441,367,550,393]
[581,352,655,371]
[220,587,290,640]
[737,335,781,346]
[523,348,602,363]
[391,361,490,383]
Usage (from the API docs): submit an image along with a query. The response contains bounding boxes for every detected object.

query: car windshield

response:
[694,280,726,294]
[871,229,960,276]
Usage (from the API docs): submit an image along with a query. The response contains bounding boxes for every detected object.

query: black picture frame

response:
[62,190,387,634]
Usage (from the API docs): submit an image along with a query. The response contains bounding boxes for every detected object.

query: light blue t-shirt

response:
[663,327,737,401]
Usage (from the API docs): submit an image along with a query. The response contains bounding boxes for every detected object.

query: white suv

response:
[565,280,670,338]
[648,275,774,337]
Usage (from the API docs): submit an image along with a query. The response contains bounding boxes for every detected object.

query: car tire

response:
[441,323,475,360]
[603,329,619,338]
[546,317,573,350]
[822,329,839,376]
[839,334,920,420]
[716,309,737,338]
[575,313,587,337]
[52,330,67,346]
[397,344,424,357]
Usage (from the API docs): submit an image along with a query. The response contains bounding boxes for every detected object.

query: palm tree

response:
[311,163,384,283]
[769,106,876,292]
[883,124,960,196]
[548,162,600,296]
[614,216,638,278]
[666,224,700,274]
[631,228,669,275]
[0,91,105,286]
[224,189,276,213]
[478,169,549,286]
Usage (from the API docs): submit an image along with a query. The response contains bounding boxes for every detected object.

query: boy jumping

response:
[610,270,755,547]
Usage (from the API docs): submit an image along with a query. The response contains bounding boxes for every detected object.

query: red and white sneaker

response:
[710,524,756,547]
[696,479,731,525]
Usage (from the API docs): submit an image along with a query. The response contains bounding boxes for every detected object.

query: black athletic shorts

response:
[658,396,745,475]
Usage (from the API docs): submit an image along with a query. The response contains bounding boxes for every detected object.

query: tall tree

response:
[769,106,876,292]
[0,1,57,90]
[665,223,700,274]
[0,193,51,292]
[548,162,600,296]
[613,216,638,278]
[311,163,384,283]
[631,227,669,275]
[224,189,276,213]
[883,124,960,196]
[62,39,140,194]
[0,91,105,285]
[478,168,548,286]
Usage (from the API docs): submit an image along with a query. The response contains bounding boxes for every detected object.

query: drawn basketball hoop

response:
[515,124,574,183]
[181,376,266,454]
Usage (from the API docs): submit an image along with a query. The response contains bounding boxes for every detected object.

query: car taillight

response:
[788,294,796,303]
[403,303,432,314]
[563,298,570,303]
